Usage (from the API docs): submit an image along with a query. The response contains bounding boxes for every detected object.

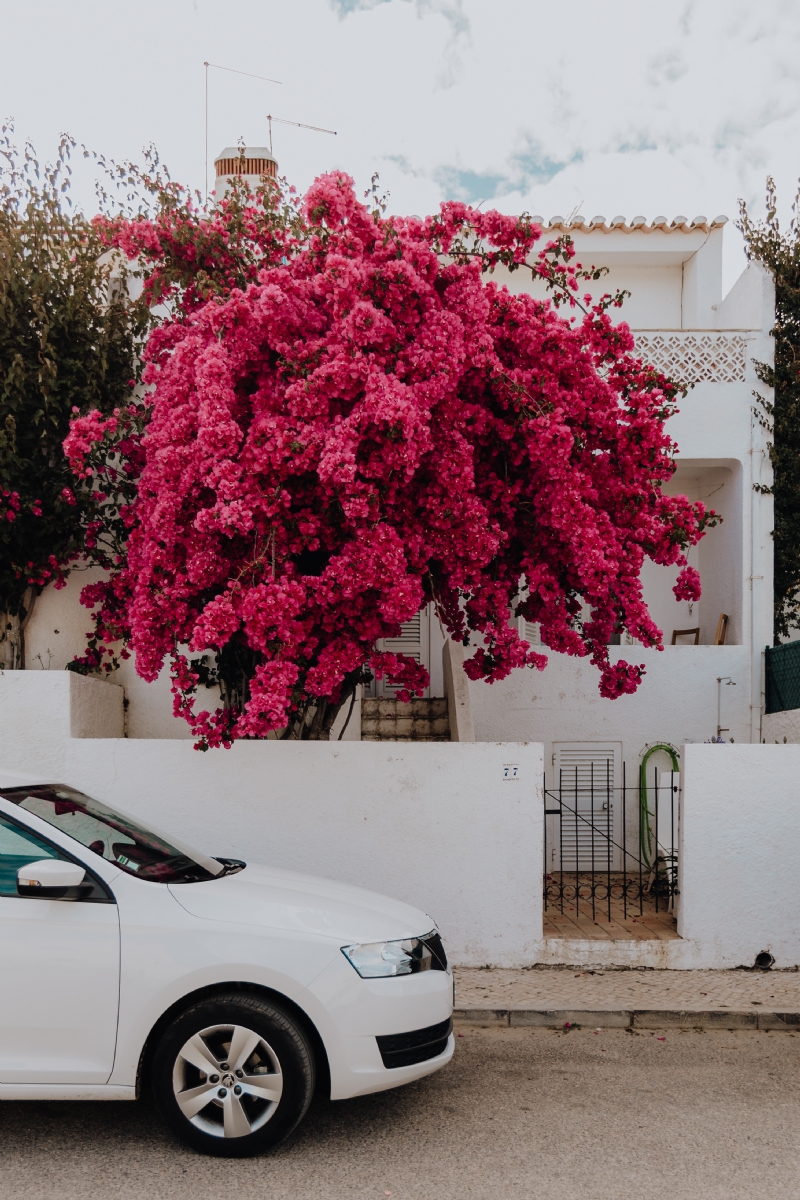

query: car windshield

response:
[0,785,224,884]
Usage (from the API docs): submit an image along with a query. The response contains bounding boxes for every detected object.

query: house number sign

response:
[502,763,519,781]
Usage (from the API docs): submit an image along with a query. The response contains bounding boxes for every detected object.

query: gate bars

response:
[543,761,679,922]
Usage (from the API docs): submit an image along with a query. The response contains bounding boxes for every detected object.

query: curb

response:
[453,1008,800,1031]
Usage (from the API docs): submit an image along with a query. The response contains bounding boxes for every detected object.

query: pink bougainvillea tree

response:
[64,165,715,745]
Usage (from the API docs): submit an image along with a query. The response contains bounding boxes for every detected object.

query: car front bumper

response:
[306,954,455,1100]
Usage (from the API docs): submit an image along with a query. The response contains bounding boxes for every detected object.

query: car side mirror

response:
[17,859,87,900]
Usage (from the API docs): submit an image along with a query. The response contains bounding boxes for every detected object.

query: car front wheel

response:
[151,992,315,1157]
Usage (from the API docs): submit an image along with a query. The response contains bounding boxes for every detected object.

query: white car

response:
[0,770,453,1157]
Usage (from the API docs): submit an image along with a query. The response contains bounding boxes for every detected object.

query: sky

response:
[2,0,800,293]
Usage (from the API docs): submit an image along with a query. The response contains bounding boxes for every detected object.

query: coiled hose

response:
[639,743,680,869]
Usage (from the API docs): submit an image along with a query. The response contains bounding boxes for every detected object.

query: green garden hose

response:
[639,743,680,869]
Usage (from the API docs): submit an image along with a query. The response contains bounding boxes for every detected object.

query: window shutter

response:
[523,620,541,646]
[366,608,430,698]
[551,743,622,870]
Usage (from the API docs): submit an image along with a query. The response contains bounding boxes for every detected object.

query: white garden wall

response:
[3,675,800,970]
[538,743,800,970]
[0,671,123,777]
[62,739,543,968]
[762,709,800,744]
[0,673,542,966]
[469,645,752,768]
[678,743,800,968]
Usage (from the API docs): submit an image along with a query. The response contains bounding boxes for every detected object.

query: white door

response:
[550,743,623,871]
[0,813,120,1084]
[367,607,431,698]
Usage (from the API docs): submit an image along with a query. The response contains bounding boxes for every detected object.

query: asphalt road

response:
[2,1025,800,1200]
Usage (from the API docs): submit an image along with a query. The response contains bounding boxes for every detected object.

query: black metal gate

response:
[544,760,679,922]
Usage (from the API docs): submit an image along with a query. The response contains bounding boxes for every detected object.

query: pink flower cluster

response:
[67,172,714,743]
[2,490,43,524]
[64,409,119,477]
[2,490,21,523]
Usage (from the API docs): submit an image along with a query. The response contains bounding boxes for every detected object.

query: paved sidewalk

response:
[453,966,800,1029]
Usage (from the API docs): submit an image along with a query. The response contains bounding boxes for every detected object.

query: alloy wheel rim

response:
[172,1022,283,1138]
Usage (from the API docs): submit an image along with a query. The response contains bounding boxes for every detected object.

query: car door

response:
[0,812,120,1084]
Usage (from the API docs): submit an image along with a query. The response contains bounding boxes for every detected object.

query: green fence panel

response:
[765,641,800,714]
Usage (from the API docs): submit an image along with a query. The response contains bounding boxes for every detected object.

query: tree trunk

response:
[279,677,361,741]
[0,611,25,670]
[280,697,345,740]
[0,591,36,670]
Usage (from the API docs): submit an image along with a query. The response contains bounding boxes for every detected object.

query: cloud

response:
[511,140,581,188]
[328,0,469,88]
[329,0,467,35]
[431,165,512,204]
[679,1,695,36]
[646,48,689,86]
[328,0,389,12]
[614,134,660,156]
[390,138,580,204]
[416,0,469,41]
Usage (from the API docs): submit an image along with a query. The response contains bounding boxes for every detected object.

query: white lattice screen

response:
[633,333,747,385]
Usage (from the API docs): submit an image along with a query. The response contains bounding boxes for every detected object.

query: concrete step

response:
[361,697,450,741]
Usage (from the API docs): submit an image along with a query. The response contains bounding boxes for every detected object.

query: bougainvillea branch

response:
[65,167,715,745]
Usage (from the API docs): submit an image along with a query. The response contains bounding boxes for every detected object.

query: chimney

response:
[214,146,278,199]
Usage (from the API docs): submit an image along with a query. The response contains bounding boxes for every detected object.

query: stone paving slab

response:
[453,965,800,1013]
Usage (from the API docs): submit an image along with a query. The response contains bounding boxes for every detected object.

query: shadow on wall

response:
[641,460,742,647]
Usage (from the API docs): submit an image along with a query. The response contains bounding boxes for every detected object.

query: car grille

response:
[376,1017,453,1069]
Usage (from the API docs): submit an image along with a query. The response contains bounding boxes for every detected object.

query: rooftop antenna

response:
[204,61,282,201]
[266,114,337,156]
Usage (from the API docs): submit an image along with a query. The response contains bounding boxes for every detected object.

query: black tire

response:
[151,992,315,1157]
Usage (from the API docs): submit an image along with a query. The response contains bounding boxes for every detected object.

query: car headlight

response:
[342,930,447,978]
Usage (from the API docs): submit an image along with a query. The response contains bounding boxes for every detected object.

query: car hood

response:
[169,862,435,945]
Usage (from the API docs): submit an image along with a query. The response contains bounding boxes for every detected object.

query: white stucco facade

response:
[19,213,776,760]
[471,218,775,781]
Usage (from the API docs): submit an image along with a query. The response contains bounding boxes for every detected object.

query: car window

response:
[0,814,59,897]
[0,786,224,884]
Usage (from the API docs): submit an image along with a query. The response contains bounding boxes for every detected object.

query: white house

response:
[7,160,794,969]
[469,215,776,764]
[21,204,776,760]
[357,217,777,773]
